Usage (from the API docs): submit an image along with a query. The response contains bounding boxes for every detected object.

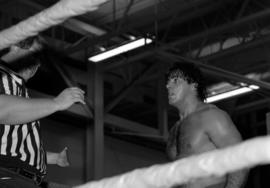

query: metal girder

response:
[162,9,270,50]
[200,34,270,62]
[43,49,94,117]
[64,0,219,54]
[104,114,159,134]
[267,112,270,135]
[64,27,133,54]
[0,0,16,9]
[160,0,226,42]
[122,0,215,33]
[96,0,163,24]
[157,63,168,137]
[105,63,154,113]
[64,19,106,36]
[29,88,159,142]
[50,59,94,118]
[92,65,104,179]
[235,98,270,113]
[236,0,251,18]
[100,8,270,70]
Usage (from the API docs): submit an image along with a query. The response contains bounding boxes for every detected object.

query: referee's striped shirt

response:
[0,64,46,176]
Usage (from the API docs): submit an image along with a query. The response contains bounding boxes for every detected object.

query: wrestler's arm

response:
[204,109,248,188]
[0,87,85,125]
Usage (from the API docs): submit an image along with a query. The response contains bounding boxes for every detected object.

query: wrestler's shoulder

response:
[197,104,230,121]
[199,104,226,114]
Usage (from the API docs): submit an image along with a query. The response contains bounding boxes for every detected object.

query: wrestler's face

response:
[166,76,190,105]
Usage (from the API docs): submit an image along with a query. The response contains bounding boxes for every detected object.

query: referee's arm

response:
[0,87,85,125]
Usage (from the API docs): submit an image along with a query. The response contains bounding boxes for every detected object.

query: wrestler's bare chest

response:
[171,115,217,158]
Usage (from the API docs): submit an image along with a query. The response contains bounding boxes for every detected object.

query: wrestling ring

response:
[0,0,269,188]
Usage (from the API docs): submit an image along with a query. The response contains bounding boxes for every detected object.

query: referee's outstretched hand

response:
[56,147,70,167]
[54,87,85,111]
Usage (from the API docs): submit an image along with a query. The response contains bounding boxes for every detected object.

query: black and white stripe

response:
[0,67,46,175]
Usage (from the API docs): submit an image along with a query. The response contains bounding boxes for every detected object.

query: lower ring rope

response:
[74,136,270,188]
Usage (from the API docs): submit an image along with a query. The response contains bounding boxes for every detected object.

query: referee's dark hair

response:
[5,36,45,74]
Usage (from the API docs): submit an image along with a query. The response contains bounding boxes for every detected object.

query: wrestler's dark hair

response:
[166,62,207,101]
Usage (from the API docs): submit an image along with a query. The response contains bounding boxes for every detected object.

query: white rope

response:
[74,136,270,188]
[0,0,107,50]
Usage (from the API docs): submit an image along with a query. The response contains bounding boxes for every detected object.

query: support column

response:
[85,120,94,181]
[92,64,104,179]
[85,63,104,181]
[266,112,270,135]
[157,64,168,138]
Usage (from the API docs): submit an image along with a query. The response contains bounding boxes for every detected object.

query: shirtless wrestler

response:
[166,62,248,188]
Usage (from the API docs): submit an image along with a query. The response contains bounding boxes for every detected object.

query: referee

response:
[0,36,85,188]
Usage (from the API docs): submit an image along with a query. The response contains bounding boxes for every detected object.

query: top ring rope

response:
[0,0,107,50]
[75,136,270,188]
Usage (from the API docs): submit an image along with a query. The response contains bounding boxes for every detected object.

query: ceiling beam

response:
[235,98,270,113]
[145,0,225,37]
[94,0,169,24]
[104,114,159,134]
[63,0,217,54]
[101,8,270,70]
[0,0,16,9]
[105,63,154,113]
[63,19,106,36]
[161,9,270,50]
[64,30,120,54]
[200,34,270,62]
[49,56,94,117]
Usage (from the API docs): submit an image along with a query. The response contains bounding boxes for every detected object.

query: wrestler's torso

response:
[167,104,227,188]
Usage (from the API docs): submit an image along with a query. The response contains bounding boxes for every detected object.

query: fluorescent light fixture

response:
[206,85,259,103]
[89,38,153,62]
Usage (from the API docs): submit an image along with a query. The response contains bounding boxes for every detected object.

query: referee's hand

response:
[54,87,85,111]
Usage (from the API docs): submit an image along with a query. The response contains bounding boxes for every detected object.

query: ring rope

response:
[74,136,270,188]
[0,0,106,50]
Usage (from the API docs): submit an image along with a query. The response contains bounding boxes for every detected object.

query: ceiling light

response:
[128,35,136,40]
[206,85,259,103]
[88,38,153,62]
[99,46,106,51]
